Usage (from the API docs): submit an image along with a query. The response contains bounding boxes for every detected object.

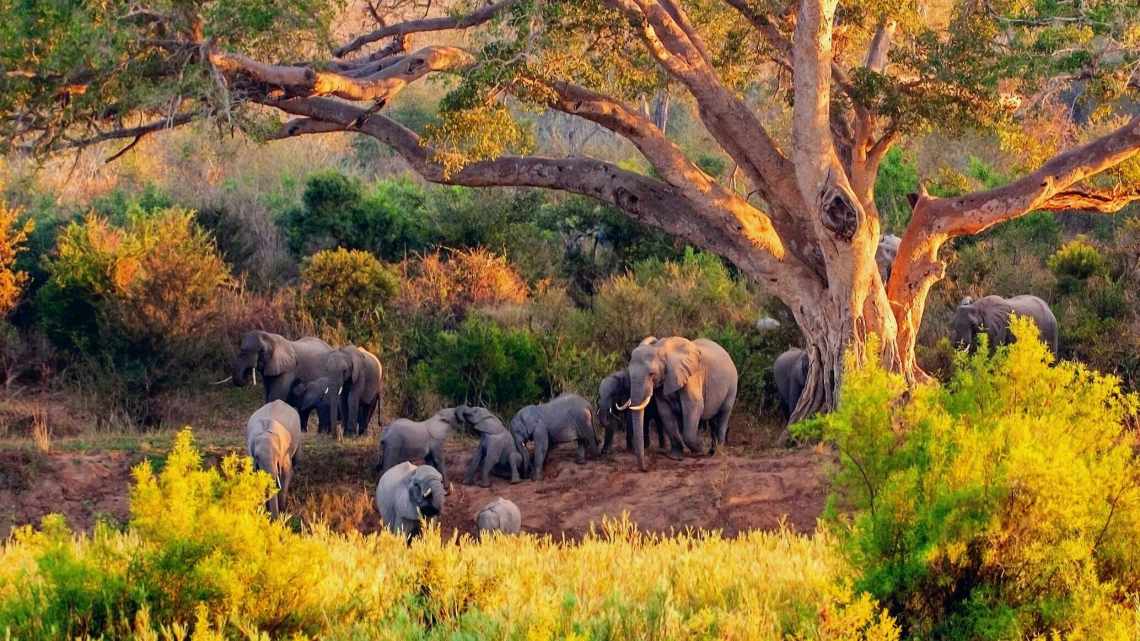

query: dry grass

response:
[30,408,51,453]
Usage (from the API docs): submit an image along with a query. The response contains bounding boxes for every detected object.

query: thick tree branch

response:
[1039,187,1140,213]
[791,0,839,200]
[864,19,896,73]
[57,112,196,151]
[209,46,472,102]
[334,0,521,57]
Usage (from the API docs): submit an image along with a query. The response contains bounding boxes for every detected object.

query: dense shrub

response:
[1048,236,1107,293]
[425,315,547,411]
[299,248,399,342]
[395,248,528,326]
[34,209,232,423]
[802,321,1140,639]
[0,200,32,316]
[0,430,899,641]
[873,148,919,232]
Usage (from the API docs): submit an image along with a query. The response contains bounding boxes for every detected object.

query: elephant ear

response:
[979,298,1014,339]
[263,336,297,376]
[663,340,700,395]
[345,347,365,385]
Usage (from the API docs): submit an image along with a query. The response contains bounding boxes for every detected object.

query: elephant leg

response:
[625,413,635,451]
[298,407,312,433]
[427,444,447,487]
[359,398,378,436]
[508,451,523,483]
[679,395,705,454]
[710,394,736,455]
[345,389,361,437]
[601,416,616,456]
[532,431,549,481]
[382,442,402,474]
[575,440,586,464]
[480,446,496,488]
[656,407,685,460]
[463,445,482,486]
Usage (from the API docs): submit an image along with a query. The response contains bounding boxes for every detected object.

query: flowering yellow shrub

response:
[0,430,897,641]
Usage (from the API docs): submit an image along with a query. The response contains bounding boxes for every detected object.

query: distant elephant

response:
[375,462,445,539]
[876,234,901,283]
[231,331,335,432]
[950,295,1058,354]
[336,345,383,438]
[773,348,809,418]
[464,426,527,486]
[475,497,522,535]
[378,408,460,484]
[597,370,667,456]
[510,393,598,481]
[245,400,302,517]
[625,336,738,471]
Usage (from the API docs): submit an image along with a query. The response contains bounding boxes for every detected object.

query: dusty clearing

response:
[1,435,829,540]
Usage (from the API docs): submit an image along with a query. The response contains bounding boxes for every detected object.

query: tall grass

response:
[0,430,897,641]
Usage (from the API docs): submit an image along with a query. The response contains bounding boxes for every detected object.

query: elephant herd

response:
[236,267,1061,536]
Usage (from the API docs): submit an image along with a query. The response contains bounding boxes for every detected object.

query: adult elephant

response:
[876,234,901,283]
[625,336,738,471]
[773,348,809,419]
[950,295,1059,354]
[335,345,383,437]
[231,331,334,431]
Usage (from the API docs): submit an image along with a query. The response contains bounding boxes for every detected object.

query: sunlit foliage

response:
[0,200,32,317]
[0,429,899,641]
[802,319,1140,639]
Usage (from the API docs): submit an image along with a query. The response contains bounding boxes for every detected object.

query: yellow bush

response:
[299,247,399,341]
[395,247,528,323]
[0,200,33,316]
[0,430,898,641]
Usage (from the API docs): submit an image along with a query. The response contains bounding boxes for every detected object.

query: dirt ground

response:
[0,433,830,540]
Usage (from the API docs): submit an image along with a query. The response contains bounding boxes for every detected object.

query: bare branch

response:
[335,0,521,58]
[56,112,196,151]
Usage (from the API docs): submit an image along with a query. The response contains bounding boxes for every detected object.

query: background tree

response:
[3,0,1139,439]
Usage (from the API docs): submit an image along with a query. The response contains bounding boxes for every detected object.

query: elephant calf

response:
[378,408,459,484]
[375,462,445,539]
[475,497,522,535]
[511,393,598,481]
[245,400,303,517]
[464,424,527,487]
[773,348,809,419]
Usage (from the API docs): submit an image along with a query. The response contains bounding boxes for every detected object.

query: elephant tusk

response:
[210,375,233,385]
[324,387,329,396]
[338,386,343,396]
[627,392,652,412]
[422,487,432,498]
[615,400,631,411]
[252,369,257,386]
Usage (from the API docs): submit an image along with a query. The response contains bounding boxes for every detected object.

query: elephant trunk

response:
[232,353,257,387]
[627,379,653,472]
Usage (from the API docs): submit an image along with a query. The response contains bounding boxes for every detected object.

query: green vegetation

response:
[801,320,1140,639]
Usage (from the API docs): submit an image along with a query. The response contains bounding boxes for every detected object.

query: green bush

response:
[299,247,399,343]
[801,321,1140,639]
[1049,236,1107,293]
[427,315,547,411]
[873,148,919,232]
[35,209,232,423]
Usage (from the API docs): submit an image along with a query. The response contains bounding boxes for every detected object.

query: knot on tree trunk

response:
[819,179,860,241]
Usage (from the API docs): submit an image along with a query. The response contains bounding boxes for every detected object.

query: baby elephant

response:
[463,414,527,487]
[375,462,445,539]
[511,393,598,481]
[475,497,522,535]
[378,408,460,484]
[245,400,302,517]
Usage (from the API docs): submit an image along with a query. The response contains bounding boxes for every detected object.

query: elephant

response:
[463,421,527,487]
[231,331,335,432]
[625,336,738,471]
[773,348,809,418]
[378,408,460,484]
[597,370,667,456]
[475,497,522,535]
[876,234,901,283]
[950,295,1059,354]
[510,393,598,481]
[335,345,383,437]
[245,400,302,517]
[375,462,445,539]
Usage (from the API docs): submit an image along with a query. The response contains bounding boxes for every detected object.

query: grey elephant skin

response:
[336,346,383,437]
[951,295,1058,353]
[245,400,302,517]
[773,348,809,418]
[597,370,666,455]
[232,331,335,432]
[876,234,901,283]
[379,408,459,484]
[626,336,738,471]
[511,393,597,481]
[375,462,444,539]
[456,405,527,487]
[475,497,522,535]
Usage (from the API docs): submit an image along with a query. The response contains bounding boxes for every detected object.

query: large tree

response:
[4,0,1139,454]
